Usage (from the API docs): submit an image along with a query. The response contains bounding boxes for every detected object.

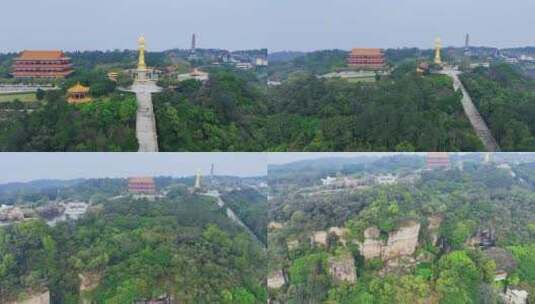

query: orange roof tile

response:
[18,50,66,60]
[128,177,155,184]
[350,48,383,56]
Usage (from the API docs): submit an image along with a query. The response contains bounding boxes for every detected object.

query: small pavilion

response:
[67,82,91,104]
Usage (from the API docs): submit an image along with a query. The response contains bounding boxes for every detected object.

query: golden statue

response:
[138,35,147,71]
[434,37,442,65]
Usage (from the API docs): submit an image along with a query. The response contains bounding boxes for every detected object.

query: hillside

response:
[268,156,535,303]
[0,180,267,304]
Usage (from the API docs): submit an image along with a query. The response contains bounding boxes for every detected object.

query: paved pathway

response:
[440,68,500,152]
[127,82,161,152]
[0,84,58,94]
[202,190,266,248]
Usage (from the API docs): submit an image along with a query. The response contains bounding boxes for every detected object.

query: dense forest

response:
[268,156,535,303]
[0,66,138,152]
[0,49,498,152]
[460,63,535,151]
[0,185,267,303]
[155,61,483,151]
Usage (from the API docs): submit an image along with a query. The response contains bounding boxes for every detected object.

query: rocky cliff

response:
[10,291,50,304]
[268,270,286,289]
[328,252,357,284]
[359,220,421,261]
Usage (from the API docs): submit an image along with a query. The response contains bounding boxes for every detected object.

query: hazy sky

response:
[0,153,267,184]
[267,153,414,165]
[0,0,533,53]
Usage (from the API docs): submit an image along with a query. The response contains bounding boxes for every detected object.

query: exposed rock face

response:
[79,272,101,291]
[382,221,421,260]
[328,252,357,284]
[360,226,384,260]
[364,226,381,239]
[79,272,101,304]
[0,207,25,222]
[360,221,421,261]
[268,270,286,289]
[268,222,284,230]
[10,291,50,304]
[328,227,349,246]
[503,288,529,304]
[427,215,443,245]
[311,231,328,247]
[287,239,299,251]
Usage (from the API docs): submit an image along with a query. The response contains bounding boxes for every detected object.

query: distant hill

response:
[268,51,306,62]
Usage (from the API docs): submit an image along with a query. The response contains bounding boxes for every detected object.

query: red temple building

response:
[427,152,450,170]
[12,50,73,79]
[347,48,385,70]
[128,177,156,194]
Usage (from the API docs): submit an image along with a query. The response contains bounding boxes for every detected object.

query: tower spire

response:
[138,35,147,71]
[194,169,202,189]
[434,37,442,65]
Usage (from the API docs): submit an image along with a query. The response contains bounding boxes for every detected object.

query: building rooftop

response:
[17,50,68,60]
[350,48,383,56]
[68,82,90,94]
[128,177,155,184]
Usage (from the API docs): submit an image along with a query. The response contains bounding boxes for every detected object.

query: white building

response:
[321,176,337,186]
[375,174,398,185]
[64,202,89,220]
[255,57,269,67]
[177,69,209,82]
[235,62,254,70]
[267,80,282,87]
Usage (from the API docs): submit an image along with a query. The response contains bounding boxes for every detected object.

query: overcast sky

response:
[0,153,267,184]
[267,153,415,165]
[0,0,533,53]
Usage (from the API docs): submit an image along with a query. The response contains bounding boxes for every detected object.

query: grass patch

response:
[0,93,37,103]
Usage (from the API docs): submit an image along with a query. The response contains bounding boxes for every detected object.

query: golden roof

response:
[350,48,383,56]
[67,82,90,93]
[18,50,66,60]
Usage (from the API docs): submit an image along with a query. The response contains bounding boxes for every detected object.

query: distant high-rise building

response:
[191,33,196,53]
[427,152,450,170]
[210,164,215,178]
[347,48,385,70]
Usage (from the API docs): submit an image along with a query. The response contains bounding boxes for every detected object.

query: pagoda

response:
[12,50,73,79]
[128,177,156,194]
[67,82,92,104]
[347,48,385,70]
[427,152,450,170]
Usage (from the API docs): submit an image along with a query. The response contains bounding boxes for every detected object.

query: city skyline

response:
[0,153,267,184]
[1,0,534,53]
